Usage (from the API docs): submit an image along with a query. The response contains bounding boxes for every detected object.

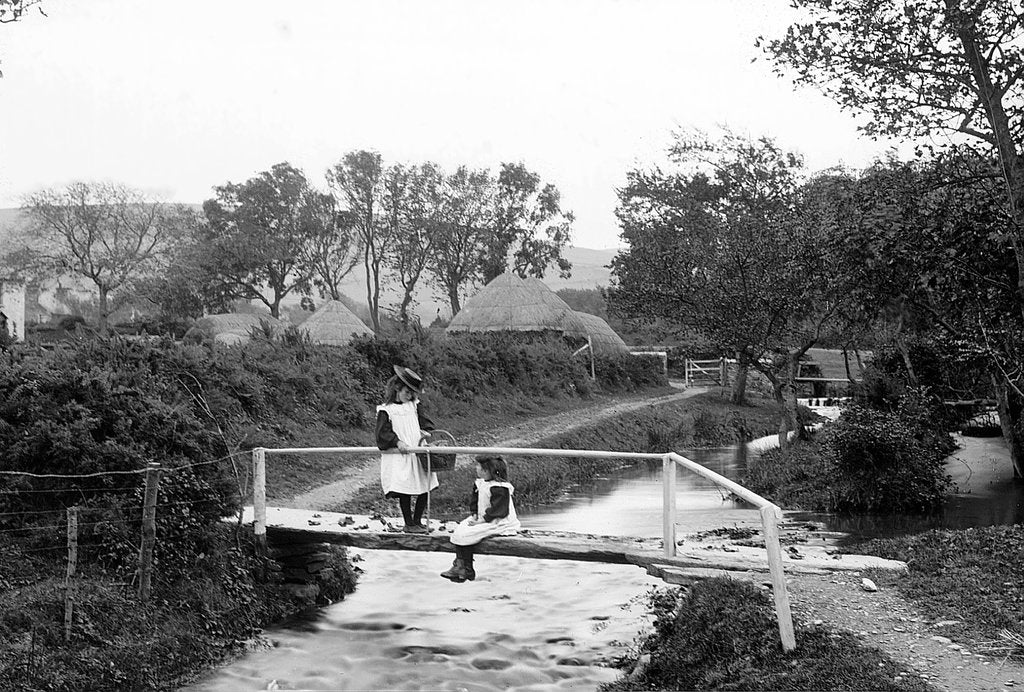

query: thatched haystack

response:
[185,312,285,345]
[300,299,373,345]
[573,311,628,354]
[446,273,588,337]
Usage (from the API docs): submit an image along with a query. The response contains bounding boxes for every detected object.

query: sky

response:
[0,0,904,250]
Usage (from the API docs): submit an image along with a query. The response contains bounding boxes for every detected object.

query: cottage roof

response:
[300,299,373,345]
[446,273,588,337]
[573,310,629,354]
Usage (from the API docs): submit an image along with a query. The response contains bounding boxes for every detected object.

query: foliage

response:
[856,525,1024,659]
[481,162,574,283]
[20,182,195,331]
[199,162,333,318]
[602,579,930,691]
[746,400,954,514]
[0,528,356,691]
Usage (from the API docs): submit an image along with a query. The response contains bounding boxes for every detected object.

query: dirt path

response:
[790,574,1024,691]
[285,386,1024,690]
[285,384,703,511]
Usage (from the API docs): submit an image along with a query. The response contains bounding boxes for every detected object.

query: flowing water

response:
[188,437,1022,690]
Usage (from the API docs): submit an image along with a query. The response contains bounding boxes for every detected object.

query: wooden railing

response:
[250,444,796,651]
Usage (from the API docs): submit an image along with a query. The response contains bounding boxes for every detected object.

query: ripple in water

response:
[186,550,663,691]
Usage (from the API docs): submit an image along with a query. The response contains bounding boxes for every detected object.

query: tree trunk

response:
[448,285,462,316]
[993,375,1024,479]
[731,349,749,405]
[896,334,918,386]
[399,290,414,327]
[269,297,281,319]
[98,285,110,333]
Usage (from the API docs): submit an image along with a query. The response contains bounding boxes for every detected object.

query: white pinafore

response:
[378,401,438,496]
[451,478,521,546]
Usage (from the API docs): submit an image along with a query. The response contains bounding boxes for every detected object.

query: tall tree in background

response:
[429,166,493,315]
[610,131,810,407]
[303,193,359,302]
[22,182,194,332]
[200,162,328,318]
[762,0,1024,472]
[391,162,444,326]
[327,150,398,331]
[481,162,574,283]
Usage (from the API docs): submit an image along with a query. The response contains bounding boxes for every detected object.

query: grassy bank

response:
[855,525,1024,661]
[340,390,785,518]
[601,579,933,691]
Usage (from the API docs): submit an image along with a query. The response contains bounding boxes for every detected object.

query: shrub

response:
[825,405,953,513]
[603,580,930,691]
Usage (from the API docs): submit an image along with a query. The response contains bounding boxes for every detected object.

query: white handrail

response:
[250,444,795,651]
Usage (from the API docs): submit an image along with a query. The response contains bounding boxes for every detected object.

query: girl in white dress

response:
[441,455,521,582]
[375,365,437,533]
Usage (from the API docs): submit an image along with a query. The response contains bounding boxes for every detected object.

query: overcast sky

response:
[0,0,903,249]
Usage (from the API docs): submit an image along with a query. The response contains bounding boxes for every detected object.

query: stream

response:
[187,436,1022,691]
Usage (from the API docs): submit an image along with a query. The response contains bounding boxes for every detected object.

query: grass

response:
[854,525,1024,661]
[602,579,934,691]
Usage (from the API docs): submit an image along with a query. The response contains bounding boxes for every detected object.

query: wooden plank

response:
[251,508,906,575]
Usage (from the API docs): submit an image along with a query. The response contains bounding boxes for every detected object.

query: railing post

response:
[252,447,267,559]
[137,462,161,603]
[760,504,796,652]
[662,455,676,557]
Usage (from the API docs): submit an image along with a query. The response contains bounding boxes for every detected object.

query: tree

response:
[481,162,574,283]
[303,196,359,303]
[327,150,400,332]
[611,131,803,404]
[428,166,493,315]
[762,0,1024,473]
[391,162,444,326]
[22,182,194,332]
[199,163,329,319]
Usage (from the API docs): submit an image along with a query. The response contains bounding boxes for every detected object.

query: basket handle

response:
[420,429,456,446]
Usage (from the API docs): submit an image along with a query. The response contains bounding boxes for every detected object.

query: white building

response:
[0,279,26,342]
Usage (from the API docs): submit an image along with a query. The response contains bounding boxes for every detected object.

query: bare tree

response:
[22,182,194,331]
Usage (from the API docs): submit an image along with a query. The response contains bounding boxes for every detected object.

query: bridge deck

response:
[245,507,907,582]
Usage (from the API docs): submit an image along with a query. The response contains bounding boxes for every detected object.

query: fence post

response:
[662,455,676,557]
[64,506,78,642]
[759,504,796,652]
[137,462,162,602]
[252,447,267,560]
[719,357,728,388]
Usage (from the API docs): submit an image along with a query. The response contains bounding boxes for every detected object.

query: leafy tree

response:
[482,162,574,283]
[327,150,399,332]
[200,162,328,319]
[428,166,494,315]
[22,182,194,332]
[391,162,444,326]
[761,0,1024,472]
[303,195,359,303]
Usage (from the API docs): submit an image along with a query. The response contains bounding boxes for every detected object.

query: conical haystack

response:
[573,310,628,354]
[446,273,588,336]
[300,299,373,345]
[188,312,285,345]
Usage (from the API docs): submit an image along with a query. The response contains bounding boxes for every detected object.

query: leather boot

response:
[440,558,467,582]
[462,555,476,582]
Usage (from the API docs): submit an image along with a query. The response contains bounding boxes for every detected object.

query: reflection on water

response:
[523,447,763,537]
[186,551,663,691]
[188,435,1023,690]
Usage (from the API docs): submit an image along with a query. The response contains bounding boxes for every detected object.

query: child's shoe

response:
[403,524,429,534]
[440,559,470,582]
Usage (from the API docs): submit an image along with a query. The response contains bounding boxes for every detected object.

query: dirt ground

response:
[284,384,1024,691]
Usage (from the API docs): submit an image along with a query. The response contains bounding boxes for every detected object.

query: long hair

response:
[476,454,510,482]
[383,375,418,404]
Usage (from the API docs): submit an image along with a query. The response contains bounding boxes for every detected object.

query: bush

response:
[825,405,953,513]
[603,580,930,691]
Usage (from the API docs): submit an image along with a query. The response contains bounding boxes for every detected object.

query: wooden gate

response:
[685,358,728,387]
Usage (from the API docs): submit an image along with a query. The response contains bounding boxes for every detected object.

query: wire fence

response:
[0,450,257,622]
